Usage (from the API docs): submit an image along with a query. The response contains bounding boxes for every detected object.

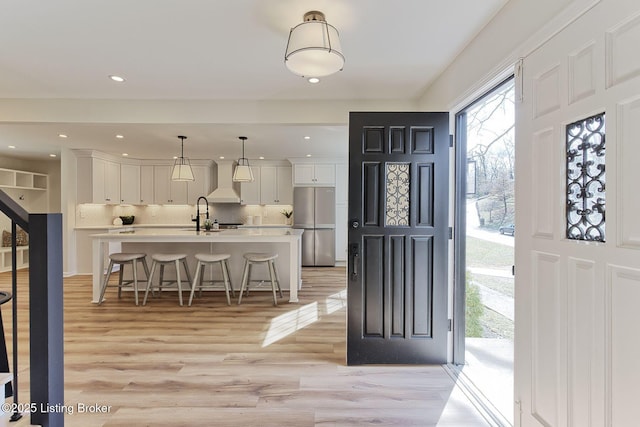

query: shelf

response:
[0,167,48,191]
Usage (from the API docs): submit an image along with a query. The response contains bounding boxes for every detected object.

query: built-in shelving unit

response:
[0,167,48,190]
[0,167,50,272]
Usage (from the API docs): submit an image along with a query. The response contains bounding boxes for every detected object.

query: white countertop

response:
[76,223,291,230]
[90,227,303,242]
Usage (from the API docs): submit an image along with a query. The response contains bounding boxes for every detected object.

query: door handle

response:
[349,243,359,281]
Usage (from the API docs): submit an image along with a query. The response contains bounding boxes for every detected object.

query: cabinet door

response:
[293,164,315,185]
[260,166,278,204]
[240,166,261,204]
[139,165,154,204]
[120,164,140,204]
[104,161,121,204]
[153,166,172,204]
[313,164,336,185]
[188,165,211,203]
[91,157,107,202]
[169,178,188,204]
[276,166,293,204]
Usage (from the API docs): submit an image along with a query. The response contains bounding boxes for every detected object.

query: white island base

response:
[91,228,303,303]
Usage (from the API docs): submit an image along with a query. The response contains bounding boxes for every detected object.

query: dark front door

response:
[347,112,450,364]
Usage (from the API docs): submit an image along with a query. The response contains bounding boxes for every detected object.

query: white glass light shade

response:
[233,163,254,182]
[285,19,344,78]
[171,160,194,181]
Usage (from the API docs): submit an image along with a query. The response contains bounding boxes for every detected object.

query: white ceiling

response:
[0,0,509,161]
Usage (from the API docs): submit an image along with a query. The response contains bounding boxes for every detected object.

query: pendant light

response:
[284,11,344,78]
[232,136,254,182]
[171,135,195,181]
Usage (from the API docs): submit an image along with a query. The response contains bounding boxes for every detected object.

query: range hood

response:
[206,161,242,203]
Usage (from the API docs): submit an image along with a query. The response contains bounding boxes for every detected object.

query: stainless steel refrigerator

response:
[293,187,335,266]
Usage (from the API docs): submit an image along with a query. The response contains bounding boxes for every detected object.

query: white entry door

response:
[515,0,640,426]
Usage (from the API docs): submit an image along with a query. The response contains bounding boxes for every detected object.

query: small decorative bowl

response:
[119,216,135,225]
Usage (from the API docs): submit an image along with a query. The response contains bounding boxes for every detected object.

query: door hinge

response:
[448,227,453,240]
[448,319,453,332]
[449,134,454,148]
[512,265,515,276]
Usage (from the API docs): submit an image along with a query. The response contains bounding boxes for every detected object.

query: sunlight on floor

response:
[262,289,347,347]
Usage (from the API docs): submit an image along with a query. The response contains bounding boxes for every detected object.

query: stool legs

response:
[237,259,281,306]
[98,260,116,305]
[189,259,234,306]
[99,257,150,306]
[143,257,192,306]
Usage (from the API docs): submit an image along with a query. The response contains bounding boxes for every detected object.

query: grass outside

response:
[466,235,514,340]
[466,236,513,269]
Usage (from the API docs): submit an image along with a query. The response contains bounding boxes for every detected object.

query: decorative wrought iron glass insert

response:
[385,162,410,226]
[566,112,605,241]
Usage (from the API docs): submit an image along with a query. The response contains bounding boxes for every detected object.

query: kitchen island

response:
[91,228,304,303]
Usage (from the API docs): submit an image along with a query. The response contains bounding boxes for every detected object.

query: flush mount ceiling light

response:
[284,11,344,78]
[171,135,195,181]
[232,136,255,182]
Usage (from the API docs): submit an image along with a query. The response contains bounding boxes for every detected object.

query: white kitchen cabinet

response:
[153,165,188,204]
[77,157,121,204]
[293,163,335,186]
[188,165,212,203]
[240,166,261,205]
[260,166,292,204]
[120,164,140,204]
[139,165,154,204]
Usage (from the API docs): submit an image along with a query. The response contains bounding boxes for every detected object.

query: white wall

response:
[418,0,574,110]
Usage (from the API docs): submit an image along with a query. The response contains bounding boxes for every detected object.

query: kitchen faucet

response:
[193,196,210,232]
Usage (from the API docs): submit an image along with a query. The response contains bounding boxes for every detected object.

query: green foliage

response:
[465,271,484,338]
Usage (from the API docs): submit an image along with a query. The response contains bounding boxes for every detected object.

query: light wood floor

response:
[0,267,488,427]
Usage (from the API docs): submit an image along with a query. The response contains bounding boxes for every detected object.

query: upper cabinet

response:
[260,166,292,205]
[153,165,188,205]
[120,164,140,204]
[77,156,121,204]
[293,163,335,186]
[240,166,261,205]
[139,165,154,204]
[188,165,213,203]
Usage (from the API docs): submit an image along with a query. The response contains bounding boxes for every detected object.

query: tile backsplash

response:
[76,203,294,227]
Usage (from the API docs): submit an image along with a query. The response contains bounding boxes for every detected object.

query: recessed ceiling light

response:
[259,156,265,160]
[8,145,15,149]
[306,154,312,157]
[49,154,57,158]
[308,77,320,84]
[122,153,129,157]
[304,136,311,140]
[58,134,68,138]
[173,156,178,160]
[116,134,124,139]
[109,75,125,83]
[219,156,225,159]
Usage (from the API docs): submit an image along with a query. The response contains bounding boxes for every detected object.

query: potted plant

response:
[281,209,293,225]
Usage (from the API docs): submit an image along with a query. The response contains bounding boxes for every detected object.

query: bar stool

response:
[188,253,236,306]
[143,253,192,306]
[237,253,283,306]
[98,252,150,306]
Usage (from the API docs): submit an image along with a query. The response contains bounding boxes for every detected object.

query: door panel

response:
[348,111,449,365]
[515,2,640,425]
